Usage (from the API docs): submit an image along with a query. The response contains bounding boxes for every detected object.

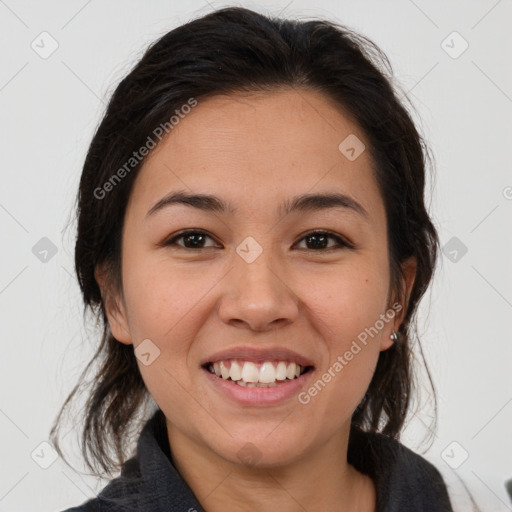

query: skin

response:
[96,87,416,512]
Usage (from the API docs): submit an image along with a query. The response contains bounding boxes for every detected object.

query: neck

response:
[166,423,376,512]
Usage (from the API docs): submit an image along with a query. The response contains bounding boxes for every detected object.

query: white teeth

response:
[229,361,242,381]
[236,380,276,388]
[258,362,276,383]
[241,361,259,383]
[286,362,297,380]
[219,361,230,379]
[275,361,287,380]
[209,359,307,385]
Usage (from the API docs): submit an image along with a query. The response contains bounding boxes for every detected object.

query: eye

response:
[161,229,354,252]
[294,230,355,252]
[162,230,219,250]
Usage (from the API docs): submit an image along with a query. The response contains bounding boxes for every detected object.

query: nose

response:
[217,247,300,332]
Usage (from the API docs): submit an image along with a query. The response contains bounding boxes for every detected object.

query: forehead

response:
[151,88,368,163]
[127,88,383,222]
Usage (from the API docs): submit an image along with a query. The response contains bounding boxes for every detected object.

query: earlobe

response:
[381,257,417,352]
[94,267,133,345]
[105,301,133,346]
[379,331,394,351]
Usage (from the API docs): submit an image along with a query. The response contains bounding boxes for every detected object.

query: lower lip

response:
[202,368,314,406]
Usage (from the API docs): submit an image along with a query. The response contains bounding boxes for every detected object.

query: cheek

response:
[308,259,390,338]
[121,258,206,412]
[300,263,389,413]
[120,254,225,400]
[121,251,206,341]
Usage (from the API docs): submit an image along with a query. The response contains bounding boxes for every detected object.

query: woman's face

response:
[101,88,413,467]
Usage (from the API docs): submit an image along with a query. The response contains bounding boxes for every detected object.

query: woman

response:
[52,6,454,511]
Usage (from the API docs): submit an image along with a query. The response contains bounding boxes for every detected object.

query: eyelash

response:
[161,229,355,252]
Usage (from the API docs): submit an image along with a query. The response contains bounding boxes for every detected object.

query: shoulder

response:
[59,457,144,511]
[348,427,454,512]
[59,410,204,511]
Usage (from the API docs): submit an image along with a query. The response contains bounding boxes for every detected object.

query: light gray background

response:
[1,1,511,511]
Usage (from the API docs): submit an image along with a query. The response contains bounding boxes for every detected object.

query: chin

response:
[209,430,310,469]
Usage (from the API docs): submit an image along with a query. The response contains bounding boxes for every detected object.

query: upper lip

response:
[200,346,315,368]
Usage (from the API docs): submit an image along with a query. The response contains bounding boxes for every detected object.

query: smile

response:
[201,358,315,406]
[205,359,313,387]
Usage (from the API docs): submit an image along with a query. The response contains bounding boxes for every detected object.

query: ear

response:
[380,256,417,351]
[94,267,133,345]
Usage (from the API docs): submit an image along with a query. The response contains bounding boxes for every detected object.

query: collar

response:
[89,409,453,511]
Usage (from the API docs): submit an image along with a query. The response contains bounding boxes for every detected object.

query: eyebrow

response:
[145,189,368,220]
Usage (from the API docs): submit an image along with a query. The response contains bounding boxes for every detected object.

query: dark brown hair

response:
[50,6,439,477]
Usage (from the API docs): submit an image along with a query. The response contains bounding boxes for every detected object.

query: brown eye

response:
[163,230,218,249]
[295,231,354,251]
[162,229,354,252]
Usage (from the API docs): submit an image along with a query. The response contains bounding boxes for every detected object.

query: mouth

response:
[199,346,316,405]
[202,359,315,388]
